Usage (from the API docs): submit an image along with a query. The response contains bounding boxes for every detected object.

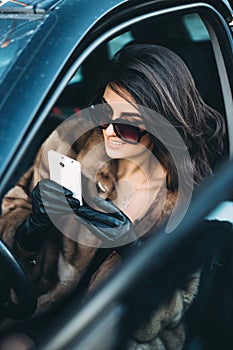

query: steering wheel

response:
[0,239,37,320]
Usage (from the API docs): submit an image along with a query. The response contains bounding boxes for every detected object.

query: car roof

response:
[0,0,232,17]
[0,0,61,14]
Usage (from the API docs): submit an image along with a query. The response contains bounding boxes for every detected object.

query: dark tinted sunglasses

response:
[89,99,148,144]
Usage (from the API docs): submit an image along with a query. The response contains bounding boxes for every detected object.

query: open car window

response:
[41,9,231,178]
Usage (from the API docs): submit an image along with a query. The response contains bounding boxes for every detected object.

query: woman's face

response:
[102,86,154,160]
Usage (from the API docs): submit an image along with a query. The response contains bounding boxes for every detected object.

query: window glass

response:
[107,31,134,59]
[57,11,224,121]
[68,67,83,84]
[182,13,210,41]
[207,201,233,223]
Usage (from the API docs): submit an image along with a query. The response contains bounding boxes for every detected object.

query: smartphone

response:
[48,150,82,205]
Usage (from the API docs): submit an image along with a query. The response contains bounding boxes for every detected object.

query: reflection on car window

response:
[0,18,41,82]
[207,201,233,223]
[183,13,210,41]
[68,67,83,85]
[108,31,134,58]
[55,10,225,123]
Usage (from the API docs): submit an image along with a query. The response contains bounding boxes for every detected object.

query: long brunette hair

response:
[108,44,225,190]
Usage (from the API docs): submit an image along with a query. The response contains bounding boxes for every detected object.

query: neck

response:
[117,154,166,183]
[114,155,167,220]
[117,159,142,179]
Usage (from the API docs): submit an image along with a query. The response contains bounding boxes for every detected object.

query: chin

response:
[105,147,122,159]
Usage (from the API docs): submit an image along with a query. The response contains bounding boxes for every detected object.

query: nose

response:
[104,123,116,136]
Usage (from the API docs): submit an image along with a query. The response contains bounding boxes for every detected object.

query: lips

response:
[106,138,126,148]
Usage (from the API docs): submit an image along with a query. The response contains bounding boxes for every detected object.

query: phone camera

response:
[59,162,65,168]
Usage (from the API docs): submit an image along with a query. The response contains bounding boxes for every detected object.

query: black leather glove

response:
[16,179,80,251]
[75,197,140,253]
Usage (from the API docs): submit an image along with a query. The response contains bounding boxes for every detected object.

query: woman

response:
[0,44,228,349]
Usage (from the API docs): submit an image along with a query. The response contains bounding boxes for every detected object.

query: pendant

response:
[122,197,131,209]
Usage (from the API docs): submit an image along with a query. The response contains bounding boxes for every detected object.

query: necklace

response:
[121,184,142,209]
[116,178,147,210]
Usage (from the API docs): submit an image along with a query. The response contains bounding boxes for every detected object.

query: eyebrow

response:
[102,97,143,122]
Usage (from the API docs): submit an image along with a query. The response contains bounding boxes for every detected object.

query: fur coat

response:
[0,116,210,349]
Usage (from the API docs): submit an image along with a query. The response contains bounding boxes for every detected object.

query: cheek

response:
[140,134,154,150]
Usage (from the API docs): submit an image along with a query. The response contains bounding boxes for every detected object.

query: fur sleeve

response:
[0,166,34,247]
[0,118,78,246]
[126,271,201,350]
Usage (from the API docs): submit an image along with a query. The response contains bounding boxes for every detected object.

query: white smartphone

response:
[48,150,82,205]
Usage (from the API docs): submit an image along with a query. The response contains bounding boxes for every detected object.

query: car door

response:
[0,0,232,349]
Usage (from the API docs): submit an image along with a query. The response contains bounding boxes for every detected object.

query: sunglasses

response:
[89,99,148,144]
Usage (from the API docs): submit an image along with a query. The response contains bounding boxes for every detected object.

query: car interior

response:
[13,10,229,184]
[0,7,232,350]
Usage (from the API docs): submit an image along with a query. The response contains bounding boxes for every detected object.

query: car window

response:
[53,10,226,138]
[207,201,233,223]
[107,31,134,58]
[182,13,210,41]
[42,11,228,161]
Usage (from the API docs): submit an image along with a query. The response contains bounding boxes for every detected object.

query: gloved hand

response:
[75,197,140,253]
[16,179,80,251]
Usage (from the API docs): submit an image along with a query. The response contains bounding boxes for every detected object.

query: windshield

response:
[0,18,42,82]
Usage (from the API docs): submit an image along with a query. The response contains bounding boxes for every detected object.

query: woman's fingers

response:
[77,205,116,227]
[76,198,129,230]
[92,197,126,221]
[38,178,73,197]
[32,179,80,214]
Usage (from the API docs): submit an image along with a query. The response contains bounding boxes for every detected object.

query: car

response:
[0,0,232,349]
